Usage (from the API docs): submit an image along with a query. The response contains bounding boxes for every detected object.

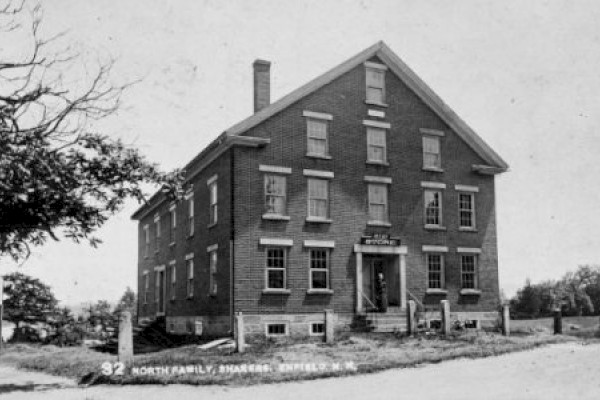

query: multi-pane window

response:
[169,263,176,300]
[461,255,477,289]
[368,183,389,223]
[154,215,160,251]
[266,248,286,289]
[427,254,444,289]
[308,178,329,219]
[307,119,328,157]
[267,323,287,336]
[309,249,330,289]
[424,190,442,226]
[187,194,194,237]
[169,206,177,244]
[209,180,218,225]
[366,67,385,104]
[423,136,441,169]
[459,193,475,228]
[186,258,194,298]
[143,225,150,257]
[264,174,286,215]
[367,127,386,163]
[209,250,218,296]
[143,272,149,304]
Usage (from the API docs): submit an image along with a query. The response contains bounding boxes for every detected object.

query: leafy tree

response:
[513,279,542,318]
[0,1,183,261]
[113,286,137,321]
[2,271,57,329]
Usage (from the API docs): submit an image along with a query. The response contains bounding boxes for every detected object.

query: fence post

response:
[407,300,417,336]
[324,309,335,344]
[553,309,562,335]
[235,312,245,353]
[502,304,510,336]
[118,311,134,366]
[440,300,450,336]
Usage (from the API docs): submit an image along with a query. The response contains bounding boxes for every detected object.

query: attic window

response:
[365,61,387,106]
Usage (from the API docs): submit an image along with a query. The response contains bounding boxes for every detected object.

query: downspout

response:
[229,147,235,335]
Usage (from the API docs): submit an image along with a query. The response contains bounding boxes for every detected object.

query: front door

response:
[362,255,400,310]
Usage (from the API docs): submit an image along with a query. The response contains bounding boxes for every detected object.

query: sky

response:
[4,0,600,307]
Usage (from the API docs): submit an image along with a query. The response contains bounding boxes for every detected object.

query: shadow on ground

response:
[0,382,70,394]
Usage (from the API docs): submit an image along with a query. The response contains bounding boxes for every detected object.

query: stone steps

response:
[366,310,407,333]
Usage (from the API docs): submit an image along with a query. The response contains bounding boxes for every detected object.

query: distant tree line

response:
[510,265,600,318]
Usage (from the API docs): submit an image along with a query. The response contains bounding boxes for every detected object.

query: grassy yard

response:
[1,329,593,386]
[511,316,600,337]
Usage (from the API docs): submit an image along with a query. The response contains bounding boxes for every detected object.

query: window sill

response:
[426,289,448,295]
[186,296,194,300]
[305,217,332,224]
[365,100,389,108]
[425,225,447,231]
[367,221,392,227]
[459,227,477,232]
[422,166,444,173]
[307,289,334,295]
[262,214,291,221]
[305,153,332,160]
[208,222,217,229]
[460,289,482,296]
[262,289,291,295]
[187,234,194,240]
[169,242,176,247]
[366,160,389,167]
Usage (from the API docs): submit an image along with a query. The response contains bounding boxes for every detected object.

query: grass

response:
[511,316,600,338]
[1,329,594,386]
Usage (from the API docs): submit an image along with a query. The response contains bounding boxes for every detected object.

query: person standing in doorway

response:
[375,272,388,312]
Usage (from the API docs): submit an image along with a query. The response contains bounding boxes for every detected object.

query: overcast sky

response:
[5,0,600,307]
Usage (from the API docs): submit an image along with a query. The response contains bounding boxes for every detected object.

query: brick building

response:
[132,41,508,338]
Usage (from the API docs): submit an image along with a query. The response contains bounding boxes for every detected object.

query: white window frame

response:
[265,247,287,290]
[143,270,149,304]
[426,253,445,290]
[460,254,478,290]
[458,192,476,230]
[208,176,218,226]
[309,248,330,290]
[366,126,387,164]
[143,225,150,258]
[365,62,387,105]
[265,323,288,337]
[309,322,325,336]
[422,135,442,170]
[307,178,330,221]
[263,173,287,217]
[154,214,161,252]
[306,117,329,158]
[208,245,218,296]
[186,192,194,237]
[367,183,389,225]
[185,254,194,299]
[169,260,176,301]
[424,189,443,228]
[169,204,177,244]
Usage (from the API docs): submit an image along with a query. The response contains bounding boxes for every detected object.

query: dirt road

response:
[2,342,600,400]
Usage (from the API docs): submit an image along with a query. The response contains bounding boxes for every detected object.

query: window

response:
[308,178,329,219]
[306,118,329,157]
[143,225,150,257]
[170,263,176,301]
[209,249,218,296]
[143,271,149,304]
[424,190,442,227]
[169,206,177,244]
[154,215,160,251]
[461,255,477,289]
[459,193,475,229]
[186,257,194,298]
[309,249,330,289]
[311,323,325,336]
[187,193,194,237]
[367,127,387,163]
[264,174,286,216]
[208,178,218,226]
[266,248,286,289]
[366,66,385,104]
[368,183,389,223]
[423,135,441,169]
[426,254,444,289]
[266,323,287,336]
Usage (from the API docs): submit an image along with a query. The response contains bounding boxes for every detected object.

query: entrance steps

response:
[354,309,407,333]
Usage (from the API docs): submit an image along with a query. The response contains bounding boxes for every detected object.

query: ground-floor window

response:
[143,271,149,304]
[309,249,330,289]
[209,249,218,295]
[426,253,444,289]
[461,254,478,289]
[170,263,176,300]
[266,247,286,289]
[266,323,287,337]
[186,258,194,298]
[310,322,325,336]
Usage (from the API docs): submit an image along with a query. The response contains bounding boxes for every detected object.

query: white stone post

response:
[502,305,510,336]
[399,254,407,309]
[324,309,335,344]
[440,300,450,336]
[235,312,245,353]
[355,252,363,313]
[118,311,134,366]
[407,300,417,336]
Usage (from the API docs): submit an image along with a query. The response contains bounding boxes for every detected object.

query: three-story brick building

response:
[132,41,508,338]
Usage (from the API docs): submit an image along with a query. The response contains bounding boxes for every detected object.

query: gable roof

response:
[224,41,508,170]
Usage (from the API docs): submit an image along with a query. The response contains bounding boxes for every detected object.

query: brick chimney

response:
[253,59,271,113]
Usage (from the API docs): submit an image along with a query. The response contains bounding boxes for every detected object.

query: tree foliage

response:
[113,286,137,320]
[2,271,57,328]
[0,1,183,261]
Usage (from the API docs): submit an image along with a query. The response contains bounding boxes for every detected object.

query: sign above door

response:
[360,234,401,246]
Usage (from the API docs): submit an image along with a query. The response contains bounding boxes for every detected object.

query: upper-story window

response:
[143,271,149,304]
[169,262,176,301]
[421,129,444,171]
[208,175,218,226]
[422,181,446,229]
[143,225,150,257]
[208,245,218,296]
[455,185,478,230]
[367,127,387,163]
[265,174,286,216]
[154,214,160,252]
[185,191,194,237]
[308,178,329,220]
[169,204,176,244]
[365,61,387,105]
[368,183,389,224]
[304,111,333,159]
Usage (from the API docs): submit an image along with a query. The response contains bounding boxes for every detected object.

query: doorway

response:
[362,255,400,309]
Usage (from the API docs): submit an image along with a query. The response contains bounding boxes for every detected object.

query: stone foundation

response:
[166,315,230,337]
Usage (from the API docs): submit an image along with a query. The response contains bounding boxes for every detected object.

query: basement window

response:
[266,323,288,337]
[310,323,325,336]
